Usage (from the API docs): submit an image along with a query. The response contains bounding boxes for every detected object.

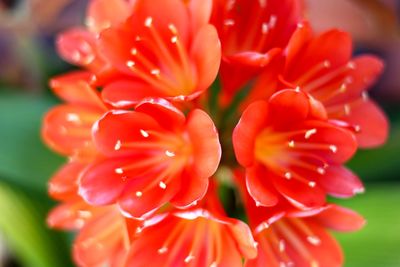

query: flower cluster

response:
[42,0,388,266]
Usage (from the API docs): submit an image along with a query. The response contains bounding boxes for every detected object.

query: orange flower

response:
[233,90,360,209]
[79,99,221,218]
[211,0,304,103]
[248,22,389,148]
[234,170,365,267]
[42,71,107,161]
[125,186,257,267]
[47,161,138,267]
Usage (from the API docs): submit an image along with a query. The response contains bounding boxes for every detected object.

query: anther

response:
[144,17,153,27]
[114,140,122,151]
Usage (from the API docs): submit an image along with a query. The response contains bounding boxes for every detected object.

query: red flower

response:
[125,190,257,267]
[232,170,365,267]
[211,0,303,103]
[79,99,221,218]
[247,204,365,267]
[249,22,389,148]
[56,0,135,75]
[233,89,361,209]
[95,0,221,107]
[47,161,138,267]
[42,71,107,161]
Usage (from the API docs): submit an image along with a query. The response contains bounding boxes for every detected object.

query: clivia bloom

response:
[233,89,362,209]
[233,170,366,267]
[247,204,365,267]
[47,160,138,267]
[125,187,258,267]
[56,0,136,75]
[96,0,221,107]
[211,0,303,102]
[248,22,389,148]
[42,0,389,266]
[42,71,108,161]
[79,99,221,218]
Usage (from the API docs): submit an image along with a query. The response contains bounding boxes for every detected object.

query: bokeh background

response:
[0,0,399,266]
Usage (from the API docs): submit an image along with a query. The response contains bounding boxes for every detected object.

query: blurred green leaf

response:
[333,184,400,267]
[0,181,73,267]
[0,92,64,192]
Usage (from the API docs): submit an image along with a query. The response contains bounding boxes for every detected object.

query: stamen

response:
[114,140,122,151]
[144,17,153,28]
[224,19,235,26]
[140,129,150,138]
[158,247,168,254]
[308,181,316,188]
[115,168,124,174]
[165,150,175,157]
[159,181,167,189]
[184,254,195,263]
[307,236,321,246]
[304,129,317,139]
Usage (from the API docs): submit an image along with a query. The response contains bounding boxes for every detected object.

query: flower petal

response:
[79,158,129,205]
[343,99,389,148]
[268,89,310,127]
[170,170,209,208]
[190,24,221,95]
[316,165,364,198]
[48,161,85,201]
[86,0,133,33]
[271,170,326,210]
[233,101,269,167]
[118,172,181,219]
[93,110,162,157]
[246,165,279,207]
[313,205,366,232]
[42,104,100,157]
[50,71,105,109]
[186,109,221,179]
[135,98,186,131]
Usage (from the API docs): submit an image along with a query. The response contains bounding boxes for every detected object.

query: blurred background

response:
[0,0,399,266]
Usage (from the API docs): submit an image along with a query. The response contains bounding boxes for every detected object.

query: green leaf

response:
[0,182,73,267]
[0,92,64,192]
[333,184,400,267]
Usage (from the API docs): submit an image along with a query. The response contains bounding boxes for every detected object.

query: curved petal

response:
[47,199,92,230]
[73,208,128,267]
[42,104,100,157]
[102,80,169,108]
[233,101,269,167]
[56,28,103,70]
[93,110,162,157]
[118,175,181,218]
[313,205,366,232]
[271,171,326,210]
[285,22,313,68]
[186,109,221,179]
[79,158,129,205]
[170,170,209,208]
[187,0,213,34]
[190,24,221,94]
[246,165,279,207]
[268,89,310,127]
[86,0,132,33]
[48,161,85,201]
[135,98,186,131]
[50,71,106,109]
[301,120,357,163]
[342,99,389,148]
[317,165,364,198]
